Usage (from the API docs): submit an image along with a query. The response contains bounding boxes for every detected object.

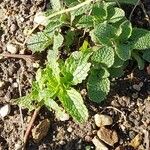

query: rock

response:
[6,43,18,54]
[129,134,142,149]
[59,112,69,121]
[0,80,4,88]
[67,126,73,133]
[0,104,11,118]
[94,114,113,127]
[97,127,118,146]
[133,84,141,91]
[92,136,108,150]
[32,119,50,143]
[34,12,48,26]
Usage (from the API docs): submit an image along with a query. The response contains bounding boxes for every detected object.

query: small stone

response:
[129,134,142,149]
[97,127,118,146]
[6,43,18,54]
[133,84,141,91]
[94,114,113,127]
[59,112,69,121]
[10,23,17,33]
[67,126,72,133]
[0,104,11,118]
[0,80,4,88]
[12,82,18,88]
[132,93,138,99]
[32,119,50,143]
[92,136,108,150]
[33,62,40,68]
[34,12,48,26]
[15,141,23,150]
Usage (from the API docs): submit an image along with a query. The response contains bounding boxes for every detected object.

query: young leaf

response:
[143,49,150,62]
[58,88,88,123]
[62,51,92,85]
[87,70,110,103]
[91,46,114,68]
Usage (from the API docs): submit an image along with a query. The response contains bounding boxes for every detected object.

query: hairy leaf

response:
[50,0,62,11]
[142,49,150,63]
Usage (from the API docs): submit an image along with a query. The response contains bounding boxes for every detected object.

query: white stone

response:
[12,82,18,88]
[6,43,18,54]
[0,80,4,88]
[34,12,48,26]
[67,126,73,132]
[0,104,11,118]
[59,112,69,121]
[92,136,108,150]
[94,114,113,127]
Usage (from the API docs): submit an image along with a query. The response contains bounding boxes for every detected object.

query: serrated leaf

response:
[130,28,150,50]
[76,15,93,29]
[132,52,145,70]
[51,0,62,11]
[62,51,92,85]
[87,71,110,103]
[59,88,88,123]
[27,31,53,52]
[118,20,132,41]
[143,49,150,62]
[107,7,125,23]
[91,22,117,46]
[115,43,132,61]
[91,46,114,68]
[112,54,124,68]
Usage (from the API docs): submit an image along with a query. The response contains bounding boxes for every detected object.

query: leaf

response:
[90,22,117,46]
[87,71,110,103]
[109,67,124,78]
[130,28,150,50]
[118,20,132,41]
[142,49,150,62]
[107,7,125,23]
[91,46,114,68]
[79,40,89,52]
[27,31,53,52]
[118,0,139,5]
[115,43,132,61]
[58,88,88,123]
[50,0,62,11]
[64,30,75,47]
[53,32,64,51]
[112,54,124,68]
[132,52,145,70]
[76,15,93,29]
[62,51,92,85]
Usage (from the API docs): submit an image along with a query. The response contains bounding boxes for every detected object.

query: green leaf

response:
[91,22,117,46]
[76,15,93,29]
[132,52,145,70]
[91,46,114,68]
[107,7,125,23]
[115,43,132,61]
[112,54,124,68]
[64,30,75,47]
[118,20,132,41]
[50,0,62,11]
[62,51,92,85]
[87,71,110,103]
[118,0,139,5]
[27,31,53,52]
[130,28,150,50]
[58,88,88,123]
[109,67,124,78]
[79,40,89,52]
[142,49,150,62]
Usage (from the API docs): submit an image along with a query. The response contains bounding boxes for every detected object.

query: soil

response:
[0,0,150,150]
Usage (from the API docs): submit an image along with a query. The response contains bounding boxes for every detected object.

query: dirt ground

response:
[0,0,150,150]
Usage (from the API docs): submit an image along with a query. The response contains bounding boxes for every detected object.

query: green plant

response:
[18,0,150,123]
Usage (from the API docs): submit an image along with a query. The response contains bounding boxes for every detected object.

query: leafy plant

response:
[17,0,150,123]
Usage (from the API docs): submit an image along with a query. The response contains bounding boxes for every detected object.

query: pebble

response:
[32,119,50,143]
[0,104,11,118]
[67,126,73,133]
[94,114,113,127]
[132,84,142,91]
[0,80,4,88]
[59,112,70,121]
[12,82,18,88]
[129,134,142,148]
[97,127,118,146]
[34,12,48,26]
[10,23,17,33]
[92,136,108,150]
[6,43,18,54]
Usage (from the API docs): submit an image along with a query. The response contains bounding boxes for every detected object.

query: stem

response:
[23,107,41,149]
